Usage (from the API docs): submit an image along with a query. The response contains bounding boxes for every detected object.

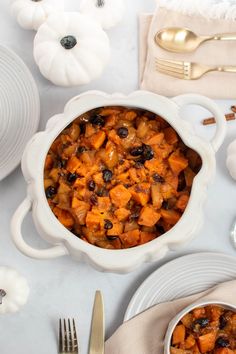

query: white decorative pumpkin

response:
[80,0,125,30]
[226,139,236,180]
[34,12,110,87]
[0,267,29,314]
[11,0,64,31]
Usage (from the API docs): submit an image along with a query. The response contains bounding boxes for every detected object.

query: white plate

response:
[124,252,236,321]
[0,45,40,181]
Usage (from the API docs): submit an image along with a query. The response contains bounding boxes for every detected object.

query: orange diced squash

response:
[168,151,188,175]
[176,194,189,211]
[181,313,193,329]
[120,229,140,248]
[139,232,156,244]
[53,207,74,228]
[172,324,186,345]
[93,172,104,185]
[192,307,206,319]
[138,206,161,227]
[129,183,150,206]
[67,156,81,173]
[86,211,102,230]
[114,208,131,221]
[197,332,216,353]
[185,334,196,349]
[110,185,132,208]
[107,222,124,236]
[73,200,90,225]
[97,197,111,212]
[215,349,235,354]
[161,209,181,225]
[45,155,53,170]
[90,131,106,150]
[145,132,164,145]
[164,127,178,145]
[170,348,192,354]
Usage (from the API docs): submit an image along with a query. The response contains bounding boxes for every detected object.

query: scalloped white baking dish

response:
[11,91,226,273]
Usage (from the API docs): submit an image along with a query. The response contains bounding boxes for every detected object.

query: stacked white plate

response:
[0,45,40,181]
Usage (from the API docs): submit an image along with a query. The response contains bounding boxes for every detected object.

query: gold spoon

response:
[155,27,236,53]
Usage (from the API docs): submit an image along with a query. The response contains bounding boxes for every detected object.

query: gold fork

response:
[59,318,78,354]
[155,58,236,80]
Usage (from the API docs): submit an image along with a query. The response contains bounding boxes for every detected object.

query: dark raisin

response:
[103,169,113,183]
[90,194,98,206]
[192,318,209,331]
[90,114,105,127]
[60,35,77,50]
[142,144,154,161]
[153,173,164,183]
[219,315,227,329]
[45,186,57,199]
[104,220,113,230]
[216,337,230,348]
[156,224,165,234]
[77,146,87,155]
[56,159,67,168]
[130,146,144,156]
[106,235,119,241]
[117,127,128,138]
[88,180,96,191]
[67,173,78,183]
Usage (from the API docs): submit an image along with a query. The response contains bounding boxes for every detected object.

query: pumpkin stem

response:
[96,0,105,7]
[0,289,6,305]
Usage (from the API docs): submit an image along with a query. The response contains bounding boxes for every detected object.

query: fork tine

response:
[72,318,78,352]
[155,58,184,68]
[59,319,64,352]
[68,319,73,351]
[156,66,185,79]
[64,318,68,352]
[156,62,184,74]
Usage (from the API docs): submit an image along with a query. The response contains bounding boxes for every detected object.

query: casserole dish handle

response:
[11,198,67,259]
[172,94,226,152]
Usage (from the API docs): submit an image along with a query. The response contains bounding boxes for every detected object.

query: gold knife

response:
[88,290,105,354]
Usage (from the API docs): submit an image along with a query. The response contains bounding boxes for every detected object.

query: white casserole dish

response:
[11,91,226,273]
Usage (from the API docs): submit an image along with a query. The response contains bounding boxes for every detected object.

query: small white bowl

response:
[164,300,236,354]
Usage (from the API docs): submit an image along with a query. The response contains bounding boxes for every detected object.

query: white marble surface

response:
[1,0,236,353]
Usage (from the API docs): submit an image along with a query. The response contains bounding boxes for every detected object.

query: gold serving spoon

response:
[155,27,236,53]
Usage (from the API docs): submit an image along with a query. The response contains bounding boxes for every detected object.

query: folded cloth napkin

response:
[140,0,236,98]
[105,279,236,354]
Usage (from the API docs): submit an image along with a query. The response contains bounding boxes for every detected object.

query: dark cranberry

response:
[103,169,113,183]
[142,144,154,161]
[77,146,87,155]
[219,315,227,329]
[104,220,113,230]
[88,180,96,191]
[216,338,230,348]
[45,186,57,199]
[192,318,209,332]
[67,173,78,183]
[90,194,98,206]
[56,159,67,168]
[106,235,119,241]
[130,146,144,156]
[117,127,128,139]
[60,35,77,50]
[90,114,105,127]
[153,173,164,183]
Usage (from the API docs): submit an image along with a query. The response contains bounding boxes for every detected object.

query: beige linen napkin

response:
[140,7,236,98]
[105,279,236,354]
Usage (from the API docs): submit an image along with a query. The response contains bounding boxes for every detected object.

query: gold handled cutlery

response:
[88,291,105,354]
[59,318,78,354]
[155,58,236,80]
[155,27,236,53]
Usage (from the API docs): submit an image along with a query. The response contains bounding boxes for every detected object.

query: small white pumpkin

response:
[80,0,125,30]
[11,0,64,31]
[34,12,110,87]
[0,267,29,314]
[226,139,236,180]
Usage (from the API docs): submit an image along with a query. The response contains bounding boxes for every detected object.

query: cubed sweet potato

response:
[197,332,216,353]
[119,229,140,248]
[110,185,132,208]
[90,131,106,150]
[45,155,53,170]
[114,208,131,221]
[139,232,156,244]
[67,156,81,173]
[72,200,90,225]
[145,132,164,145]
[172,324,186,345]
[184,334,196,349]
[138,206,161,227]
[161,209,181,225]
[97,197,111,212]
[181,313,193,329]
[53,206,74,228]
[164,127,179,145]
[129,183,150,206]
[176,194,189,211]
[168,151,188,175]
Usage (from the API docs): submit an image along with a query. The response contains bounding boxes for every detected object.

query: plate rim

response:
[0,44,40,181]
[124,252,236,321]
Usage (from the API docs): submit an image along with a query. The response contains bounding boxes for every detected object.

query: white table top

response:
[1,0,236,353]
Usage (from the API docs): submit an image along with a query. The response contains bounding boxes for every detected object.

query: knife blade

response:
[88,290,105,354]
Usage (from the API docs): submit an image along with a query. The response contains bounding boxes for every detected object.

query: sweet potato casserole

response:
[171,305,236,354]
[43,106,202,249]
